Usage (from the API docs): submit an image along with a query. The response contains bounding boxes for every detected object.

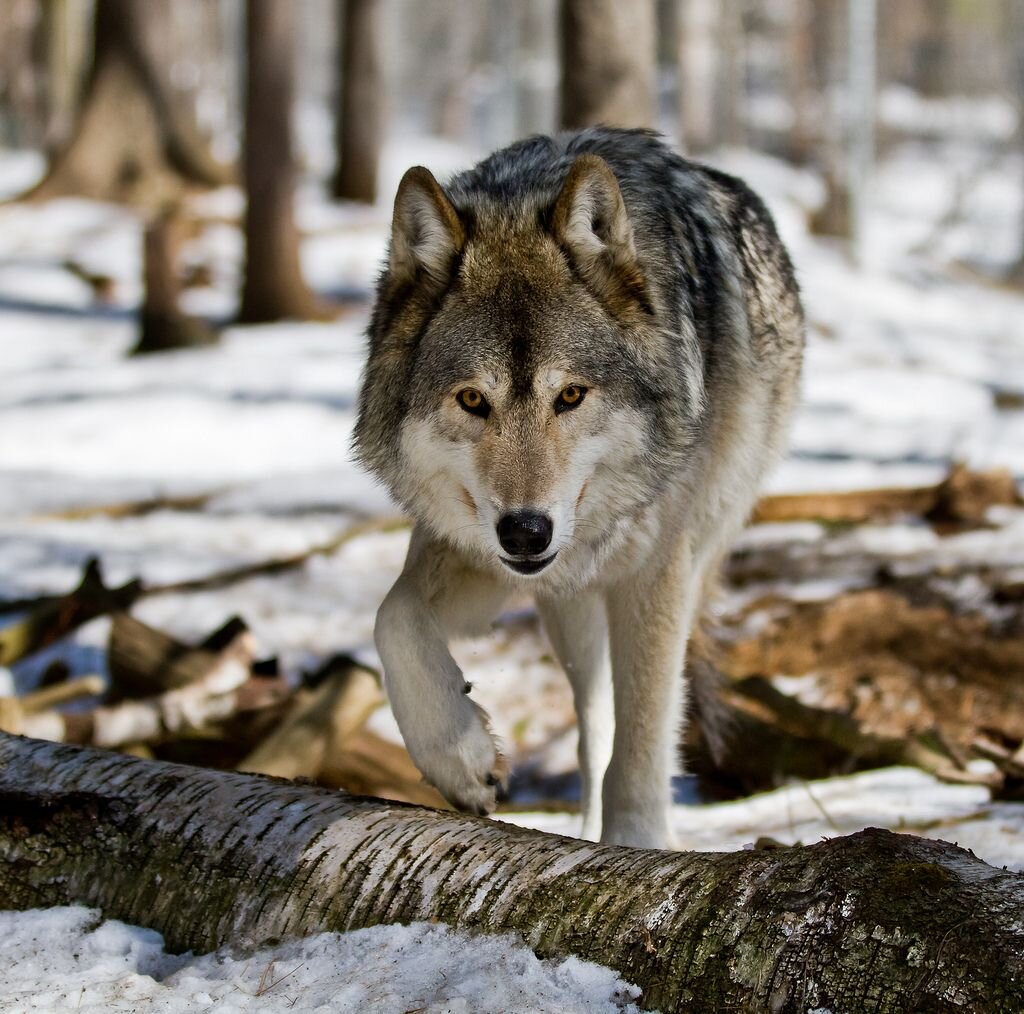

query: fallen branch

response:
[750,465,1020,526]
[0,559,141,665]
[38,489,221,521]
[1,735,1021,1013]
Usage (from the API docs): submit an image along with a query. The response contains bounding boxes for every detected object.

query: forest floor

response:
[2,132,1024,1009]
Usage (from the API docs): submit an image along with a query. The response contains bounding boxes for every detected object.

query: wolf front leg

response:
[374,528,510,815]
[601,537,701,849]
[537,593,614,842]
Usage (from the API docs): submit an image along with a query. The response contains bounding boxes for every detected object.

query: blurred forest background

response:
[2,0,1024,856]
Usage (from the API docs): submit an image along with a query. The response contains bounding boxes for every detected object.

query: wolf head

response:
[355,152,701,585]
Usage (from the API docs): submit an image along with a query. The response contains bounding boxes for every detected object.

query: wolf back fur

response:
[355,128,804,848]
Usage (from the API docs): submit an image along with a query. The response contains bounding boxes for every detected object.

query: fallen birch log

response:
[1,735,1022,1013]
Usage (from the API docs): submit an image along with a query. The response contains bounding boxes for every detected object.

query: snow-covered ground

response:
[0,907,644,1014]
[2,134,1024,1007]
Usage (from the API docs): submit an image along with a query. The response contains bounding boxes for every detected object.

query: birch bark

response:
[1,735,1022,1012]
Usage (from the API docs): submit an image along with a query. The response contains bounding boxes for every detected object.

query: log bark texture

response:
[1,735,1022,1013]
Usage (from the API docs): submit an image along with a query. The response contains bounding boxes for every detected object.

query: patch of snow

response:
[0,908,645,1014]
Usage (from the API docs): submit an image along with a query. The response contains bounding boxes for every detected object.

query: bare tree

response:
[1010,0,1024,285]
[133,204,217,354]
[675,0,718,154]
[33,0,87,154]
[24,0,229,206]
[331,0,382,204]
[238,0,322,324]
[808,0,852,240]
[3,734,1024,1013]
[784,0,815,164]
[559,0,656,130]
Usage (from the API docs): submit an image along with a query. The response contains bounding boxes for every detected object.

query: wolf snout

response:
[496,510,553,557]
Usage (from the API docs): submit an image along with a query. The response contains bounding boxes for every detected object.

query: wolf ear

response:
[390,166,465,290]
[552,155,648,312]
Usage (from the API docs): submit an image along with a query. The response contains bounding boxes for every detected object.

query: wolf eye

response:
[456,388,490,418]
[554,385,587,414]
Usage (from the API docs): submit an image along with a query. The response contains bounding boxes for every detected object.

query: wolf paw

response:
[413,704,509,816]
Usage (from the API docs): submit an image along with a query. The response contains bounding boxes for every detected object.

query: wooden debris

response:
[108,612,254,697]
[39,489,220,521]
[319,728,450,809]
[750,464,1020,526]
[691,587,1024,795]
[238,655,384,780]
[0,558,141,666]
[17,657,271,749]
[20,674,106,713]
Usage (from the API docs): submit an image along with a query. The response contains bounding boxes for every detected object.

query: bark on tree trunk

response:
[808,0,853,241]
[24,0,230,206]
[331,0,382,204]
[2,734,1022,1013]
[238,0,322,323]
[134,204,218,353]
[559,0,656,130]
[675,0,719,154]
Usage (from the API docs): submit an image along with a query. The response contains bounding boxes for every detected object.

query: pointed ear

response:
[552,155,648,312]
[389,166,465,290]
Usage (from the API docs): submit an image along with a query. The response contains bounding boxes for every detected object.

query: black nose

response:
[496,511,553,557]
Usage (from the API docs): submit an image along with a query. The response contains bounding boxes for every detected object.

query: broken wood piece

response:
[20,675,106,714]
[318,727,450,809]
[238,655,384,780]
[16,669,285,749]
[108,612,255,697]
[0,559,142,666]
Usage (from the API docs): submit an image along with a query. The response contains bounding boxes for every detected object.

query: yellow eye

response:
[456,388,490,417]
[555,385,587,414]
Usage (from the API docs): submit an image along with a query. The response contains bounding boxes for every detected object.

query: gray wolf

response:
[355,127,804,849]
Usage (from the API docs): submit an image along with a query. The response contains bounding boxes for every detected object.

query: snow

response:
[0,908,644,1014]
[507,766,1024,871]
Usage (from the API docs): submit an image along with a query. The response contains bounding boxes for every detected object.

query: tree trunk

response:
[783,0,815,164]
[331,0,382,204]
[714,0,745,148]
[675,0,719,154]
[134,204,218,353]
[2,735,1023,1013]
[238,0,322,323]
[914,0,953,98]
[808,0,853,241]
[559,0,656,130]
[1009,0,1024,286]
[24,0,230,207]
[34,0,87,154]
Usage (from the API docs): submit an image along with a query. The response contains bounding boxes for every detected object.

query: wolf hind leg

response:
[537,593,613,842]
[602,537,703,849]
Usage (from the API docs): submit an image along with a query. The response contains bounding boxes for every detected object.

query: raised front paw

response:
[410,700,509,816]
